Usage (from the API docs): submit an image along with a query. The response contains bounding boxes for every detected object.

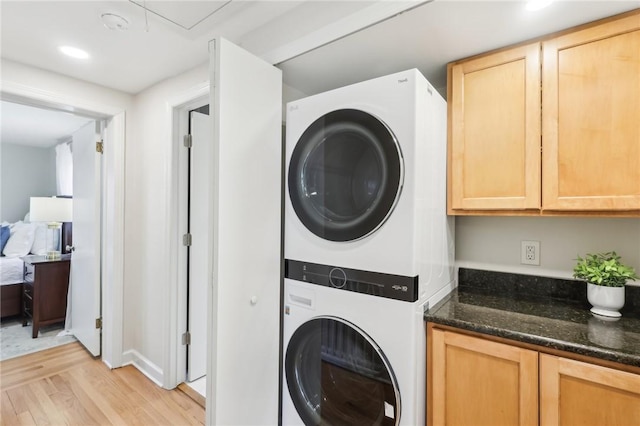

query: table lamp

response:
[29,197,73,260]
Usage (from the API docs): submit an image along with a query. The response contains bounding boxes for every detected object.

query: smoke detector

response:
[101,13,130,30]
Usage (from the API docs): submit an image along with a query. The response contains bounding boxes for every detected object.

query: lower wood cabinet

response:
[429,328,538,426]
[427,326,640,426]
[540,354,640,425]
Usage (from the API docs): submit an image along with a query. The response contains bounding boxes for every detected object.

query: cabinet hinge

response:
[95,317,102,329]
[183,134,192,148]
[183,233,192,246]
[182,331,191,345]
[96,141,104,154]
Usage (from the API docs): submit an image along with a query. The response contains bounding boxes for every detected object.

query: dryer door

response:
[285,316,400,425]
[288,109,403,242]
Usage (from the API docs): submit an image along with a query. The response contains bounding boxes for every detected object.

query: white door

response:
[187,110,212,381]
[70,121,102,356]
[207,38,282,425]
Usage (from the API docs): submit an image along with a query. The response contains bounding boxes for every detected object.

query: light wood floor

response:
[0,342,204,425]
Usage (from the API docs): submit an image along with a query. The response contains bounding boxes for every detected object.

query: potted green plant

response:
[573,251,639,318]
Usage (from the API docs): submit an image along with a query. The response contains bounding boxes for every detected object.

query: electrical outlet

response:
[521,240,540,266]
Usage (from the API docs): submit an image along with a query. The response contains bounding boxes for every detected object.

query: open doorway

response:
[168,90,211,398]
[0,101,97,360]
[0,88,125,368]
[184,104,211,397]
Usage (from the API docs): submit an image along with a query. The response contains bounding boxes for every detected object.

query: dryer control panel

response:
[285,259,418,302]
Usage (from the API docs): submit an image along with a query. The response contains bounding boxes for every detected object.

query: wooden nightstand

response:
[21,254,71,338]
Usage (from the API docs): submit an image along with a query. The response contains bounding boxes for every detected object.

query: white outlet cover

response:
[521,240,540,266]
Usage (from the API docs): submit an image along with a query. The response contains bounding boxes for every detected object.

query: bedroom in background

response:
[0,100,95,360]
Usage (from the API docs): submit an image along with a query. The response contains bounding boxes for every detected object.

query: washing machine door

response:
[285,316,400,425]
[288,109,403,242]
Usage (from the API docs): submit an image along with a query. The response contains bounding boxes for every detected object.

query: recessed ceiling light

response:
[526,0,553,11]
[59,45,90,59]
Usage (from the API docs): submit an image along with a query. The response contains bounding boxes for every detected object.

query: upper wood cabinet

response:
[449,43,541,211]
[542,13,640,211]
[448,10,640,215]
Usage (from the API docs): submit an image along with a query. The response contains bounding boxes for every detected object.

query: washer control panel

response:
[328,268,347,288]
[285,259,418,302]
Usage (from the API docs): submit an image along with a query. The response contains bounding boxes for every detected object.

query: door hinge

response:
[183,233,192,246]
[95,317,102,329]
[96,141,104,154]
[183,134,192,148]
[182,331,191,345]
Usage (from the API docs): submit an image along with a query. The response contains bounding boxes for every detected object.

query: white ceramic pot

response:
[586,283,625,318]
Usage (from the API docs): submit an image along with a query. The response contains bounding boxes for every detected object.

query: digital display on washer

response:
[285,259,418,302]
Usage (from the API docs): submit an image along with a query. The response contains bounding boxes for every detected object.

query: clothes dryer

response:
[282,277,428,426]
[285,69,454,303]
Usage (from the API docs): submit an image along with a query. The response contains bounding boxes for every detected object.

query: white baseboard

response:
[122,349,164,387]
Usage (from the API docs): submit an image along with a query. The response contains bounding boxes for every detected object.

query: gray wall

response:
[455,216,640,283]
[1,142,57,222]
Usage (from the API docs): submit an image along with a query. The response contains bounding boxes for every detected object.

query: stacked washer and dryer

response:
[282,69,454,426]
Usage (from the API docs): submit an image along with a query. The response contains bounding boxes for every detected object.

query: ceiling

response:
[0,101,93,148]
[0,0,638,147]
[0,0,399,94]
[2,1,637,98]
[280,0,640,98]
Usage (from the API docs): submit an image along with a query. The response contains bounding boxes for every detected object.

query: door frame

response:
[164,83,209,389]
[0,83,126,368]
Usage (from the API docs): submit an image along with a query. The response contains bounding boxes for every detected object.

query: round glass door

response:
[285,317,400,425]
[288,109,403,242]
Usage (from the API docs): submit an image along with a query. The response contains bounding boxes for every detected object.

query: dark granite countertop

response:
[424,268,640,368]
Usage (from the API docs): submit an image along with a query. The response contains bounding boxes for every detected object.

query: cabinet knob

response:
[66,245,75,252]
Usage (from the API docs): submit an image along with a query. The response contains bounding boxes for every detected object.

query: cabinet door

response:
[540,354,640,425]
[542,13,640,211]
[449,43,541,212]
[431,329,538,426]
[208,37,282,426]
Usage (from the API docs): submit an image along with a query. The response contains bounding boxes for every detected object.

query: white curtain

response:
[55,142,73,196]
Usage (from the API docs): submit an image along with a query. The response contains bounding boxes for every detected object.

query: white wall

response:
[0,143,56,221]
[1,59,132,114]
[122,62,209,382]
[455,216,640,284]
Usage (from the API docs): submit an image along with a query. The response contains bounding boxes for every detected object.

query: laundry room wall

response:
[455,216,640,283]
[123,62,209,384]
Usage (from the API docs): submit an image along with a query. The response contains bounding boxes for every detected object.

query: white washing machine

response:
[285,69,454,304]
[282,278,428,426]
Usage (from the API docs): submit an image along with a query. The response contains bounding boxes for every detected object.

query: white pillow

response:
[30,222,48,255]
[2,222,36,258]
[9,221,23,233]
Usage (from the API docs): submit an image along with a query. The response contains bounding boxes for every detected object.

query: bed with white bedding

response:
[1,220,35,319]
[1,257,24,285]
[1,257,24,318]
[1,218,72,319]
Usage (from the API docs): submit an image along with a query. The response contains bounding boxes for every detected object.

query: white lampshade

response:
[29,197,73,223]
